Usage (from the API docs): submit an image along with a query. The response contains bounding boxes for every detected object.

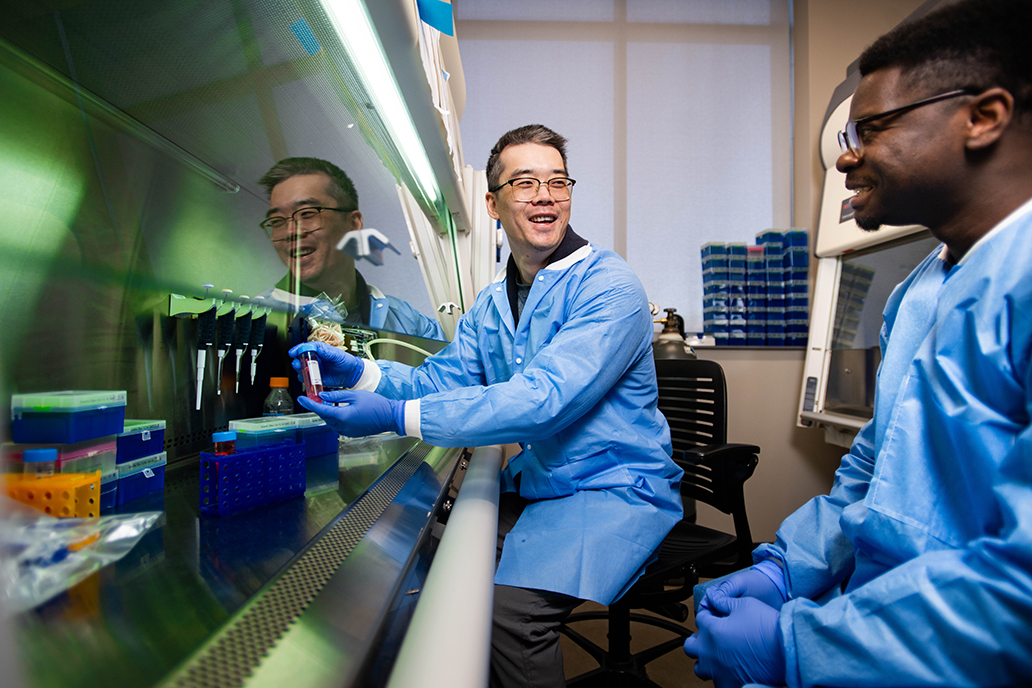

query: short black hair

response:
[258,157,359,209]
[859,0,1032,118]
[486,124,569,189]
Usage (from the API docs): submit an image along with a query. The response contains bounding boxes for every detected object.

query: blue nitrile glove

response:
[684,591,786,688]
[288,341,364,388]
[297,389,405,438]
[697,558,788,614]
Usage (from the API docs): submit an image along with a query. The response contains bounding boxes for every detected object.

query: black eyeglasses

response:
[260,206,353,241]
[837,89,977,158]
[489,177,576,202]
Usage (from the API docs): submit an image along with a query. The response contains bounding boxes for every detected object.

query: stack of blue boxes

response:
[756,231,783,346]
[116,420,167,507]
[7,392,169,511]
[726,243,748,346]
[701,230,809,346]
[701,242,730,345]
[9,391,126,511]
[746,245,767,346]
[782,231,810,346]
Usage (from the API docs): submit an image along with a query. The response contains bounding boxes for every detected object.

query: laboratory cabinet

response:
[1,0,481,685]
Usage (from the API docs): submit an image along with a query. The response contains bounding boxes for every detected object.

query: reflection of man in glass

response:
[256,157,445,340]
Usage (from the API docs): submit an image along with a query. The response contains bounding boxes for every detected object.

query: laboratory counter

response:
[13,435,466,688]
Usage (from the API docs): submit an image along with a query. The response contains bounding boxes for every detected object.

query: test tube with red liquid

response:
[213,431,236,455]
[295,343,324,403]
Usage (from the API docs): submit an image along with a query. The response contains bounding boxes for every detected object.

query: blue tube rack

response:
[199,442,305,517]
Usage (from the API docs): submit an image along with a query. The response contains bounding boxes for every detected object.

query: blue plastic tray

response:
[11,391,126,444]
[199,443,305,517]
[116,452,166,506]
[117,420,166,465]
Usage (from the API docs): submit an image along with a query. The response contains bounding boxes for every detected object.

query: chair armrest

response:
[676,444,759,514]
[681,443,760,465]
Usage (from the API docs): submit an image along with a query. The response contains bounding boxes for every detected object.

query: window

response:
[456,0,792,333]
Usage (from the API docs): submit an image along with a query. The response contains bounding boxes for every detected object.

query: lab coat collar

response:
[504,226,589,328]
[955,194,1032,266]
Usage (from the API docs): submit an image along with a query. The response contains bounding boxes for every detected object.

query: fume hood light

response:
[320,0,441,207]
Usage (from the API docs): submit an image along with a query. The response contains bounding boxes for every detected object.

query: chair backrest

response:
[655,357,728,452]
[655,357,758,569]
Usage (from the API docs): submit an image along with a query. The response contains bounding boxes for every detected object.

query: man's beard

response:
[854,215,882,232]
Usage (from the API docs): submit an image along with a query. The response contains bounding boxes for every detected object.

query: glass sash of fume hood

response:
[823,232,942,419]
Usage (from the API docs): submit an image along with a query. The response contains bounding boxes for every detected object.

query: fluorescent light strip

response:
[321,0,440,205]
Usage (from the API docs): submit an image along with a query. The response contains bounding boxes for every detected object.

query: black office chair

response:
[558,357,759,687]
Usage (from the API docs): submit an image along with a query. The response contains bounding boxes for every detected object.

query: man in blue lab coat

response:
[256,157,444,340]
[290,125,683,687]
[684,1,1032,686]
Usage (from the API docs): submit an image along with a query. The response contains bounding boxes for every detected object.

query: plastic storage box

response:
[11,391,126,444]
[227,417,297,450]
[199,443,305,517]
[100,471,118,512]
[117,420,166,464]
[305,452,338,493]
[116,452,166,506]
[293,413,337,458]
[2,435,116,476]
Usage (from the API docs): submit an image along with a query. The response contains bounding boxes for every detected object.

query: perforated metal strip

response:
[173,444,431,688]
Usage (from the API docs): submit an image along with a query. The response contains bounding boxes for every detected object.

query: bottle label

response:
[306,359,323,386]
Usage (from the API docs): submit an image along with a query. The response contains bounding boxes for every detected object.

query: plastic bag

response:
[303,292,350,349]
[0,497,162,614]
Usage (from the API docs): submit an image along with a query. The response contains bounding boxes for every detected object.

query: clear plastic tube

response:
[22,448,57,479]
[296,345,324,403]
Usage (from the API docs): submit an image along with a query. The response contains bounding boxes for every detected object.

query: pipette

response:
[195,307,216,410]
[248,296,269,386]
[232,297,252,393]
[194,283,217,412]
[214,289,236,396]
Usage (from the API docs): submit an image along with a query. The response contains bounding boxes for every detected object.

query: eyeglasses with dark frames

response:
[489,177,576,202]
[837,89,978,158]
[260,206,354,241]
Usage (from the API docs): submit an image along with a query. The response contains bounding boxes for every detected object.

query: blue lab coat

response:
[368,232,684,605]
[753,198,1032,687]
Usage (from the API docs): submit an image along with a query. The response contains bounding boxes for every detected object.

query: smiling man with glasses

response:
[255,157,443,341]
[684,1,1032,687]
[287,125,683,687]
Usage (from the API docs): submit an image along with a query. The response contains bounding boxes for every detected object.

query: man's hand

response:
[684,592,785,688]
[298,389,405,438]
[288,341,364,388]
[696,559,787,614]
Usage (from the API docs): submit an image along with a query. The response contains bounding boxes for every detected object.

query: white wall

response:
[454,1,792,334]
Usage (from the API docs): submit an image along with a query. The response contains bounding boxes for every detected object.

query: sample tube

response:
[294,343,324,403]
[23,448,58,479]
[212,431,237,456]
